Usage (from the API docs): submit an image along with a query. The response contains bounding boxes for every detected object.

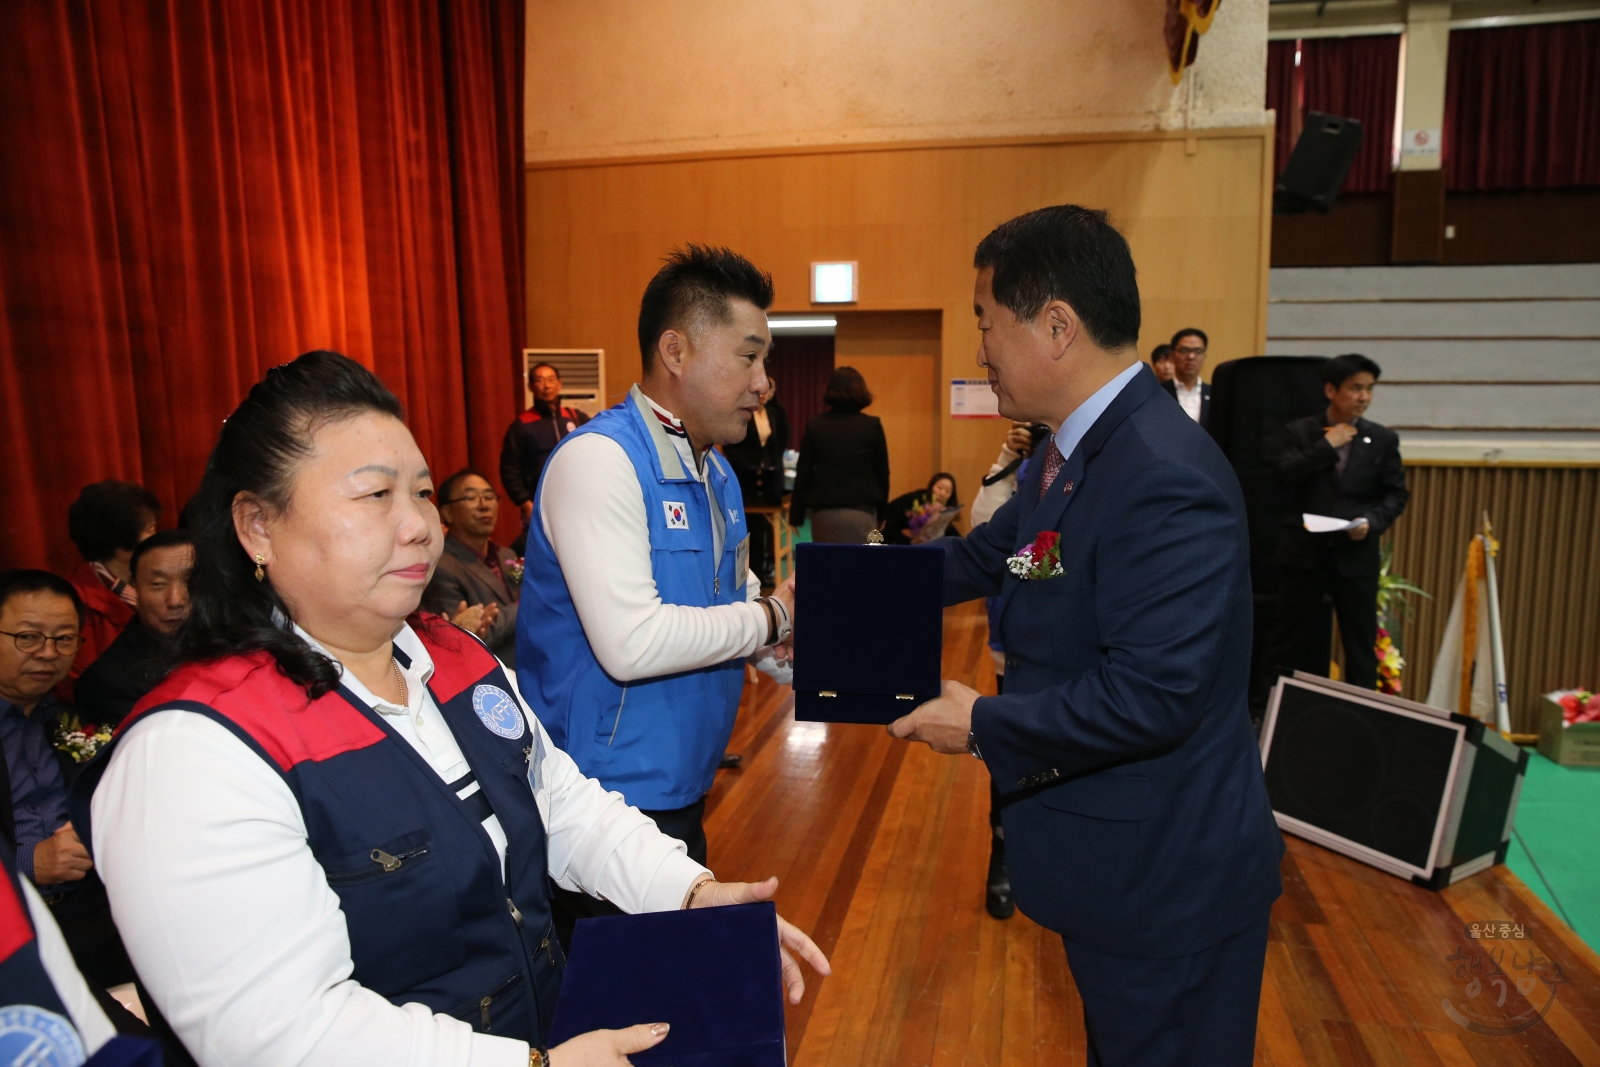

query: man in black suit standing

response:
[1159,327,1211,428]
[1268,354,1409,691]
[890,206,1282,1066]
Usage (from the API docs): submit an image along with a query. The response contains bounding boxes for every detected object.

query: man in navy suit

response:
[890,205,1283,1066]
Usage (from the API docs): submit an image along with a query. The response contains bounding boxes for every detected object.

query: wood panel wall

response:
[1386,464,1600,734]
[525,129,1274,507]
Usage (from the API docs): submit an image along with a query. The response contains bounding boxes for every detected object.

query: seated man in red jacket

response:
[61,481,159,698]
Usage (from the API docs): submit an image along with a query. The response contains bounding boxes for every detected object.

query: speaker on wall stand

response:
[1259,672,1526,890]
[1274,111,1365,216]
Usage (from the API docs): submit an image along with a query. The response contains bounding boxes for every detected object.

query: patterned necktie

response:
[1038,438,1064,500]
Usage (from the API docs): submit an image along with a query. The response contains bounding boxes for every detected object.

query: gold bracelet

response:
[682,874,714,909]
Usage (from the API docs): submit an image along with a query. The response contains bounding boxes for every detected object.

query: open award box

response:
[549,902,786,1066]
[1260,672,1526,889]
[792,541,944,724]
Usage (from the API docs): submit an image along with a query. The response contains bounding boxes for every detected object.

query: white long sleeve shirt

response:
[538,389,788,682]
[91,623,710,1067]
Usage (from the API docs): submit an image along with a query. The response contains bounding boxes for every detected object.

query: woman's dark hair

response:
[67,481,162,563]
[1324,353,1382,387]
[973,204,1140,350]
[926,472,960,509]
[823,366,873,412]
[178,351,405,697]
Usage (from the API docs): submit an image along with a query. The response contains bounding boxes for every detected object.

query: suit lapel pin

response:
[1363,436,1371,444]
[1062,480,1074,494]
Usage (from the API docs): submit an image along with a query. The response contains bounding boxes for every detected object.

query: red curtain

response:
[1266,40,1299,181]
[1299,34,1401,193]
[769,335,835,452]
[1445,21,1600,191]
[0,0,526,572]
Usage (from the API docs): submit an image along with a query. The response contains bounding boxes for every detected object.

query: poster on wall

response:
[949,378,1002,418]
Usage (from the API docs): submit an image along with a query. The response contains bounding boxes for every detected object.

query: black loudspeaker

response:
[1208,356,1330,712]
[1261,673,1527,889]
[1274,111,1365,215]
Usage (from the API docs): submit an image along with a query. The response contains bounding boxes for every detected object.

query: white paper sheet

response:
[1302,513,1366,533]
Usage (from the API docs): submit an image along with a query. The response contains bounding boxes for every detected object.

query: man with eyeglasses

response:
[0,569,134,990]
[1160,327,1212,429]
[422,468,521,665]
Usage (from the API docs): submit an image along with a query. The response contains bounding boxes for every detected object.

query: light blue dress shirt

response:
[1050,360,1145,466]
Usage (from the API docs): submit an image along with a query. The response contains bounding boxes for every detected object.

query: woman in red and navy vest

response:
[71,353,826,1067]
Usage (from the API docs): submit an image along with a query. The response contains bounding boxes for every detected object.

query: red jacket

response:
[62,561,135,701]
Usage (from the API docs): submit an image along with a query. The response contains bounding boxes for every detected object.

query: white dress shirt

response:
[538,388,789,683]
[92,622,710,1067]
[1173,377,1204,423]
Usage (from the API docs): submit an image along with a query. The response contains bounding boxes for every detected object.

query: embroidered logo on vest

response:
[471,685,525,740]
[663,501,690,530]
[0,1006,86,1066]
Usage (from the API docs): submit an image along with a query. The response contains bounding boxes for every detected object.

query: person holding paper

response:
[1266,353,1409,691]
[888,205,1283,1067]
[517,246,797,942]
[76,351,826,1067]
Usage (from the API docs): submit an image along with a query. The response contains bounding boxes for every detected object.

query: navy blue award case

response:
[792,542,944,724]
[548,901,786,1066]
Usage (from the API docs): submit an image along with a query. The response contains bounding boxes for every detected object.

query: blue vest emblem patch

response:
[0,1006,86,1067]
[471,685,525,740]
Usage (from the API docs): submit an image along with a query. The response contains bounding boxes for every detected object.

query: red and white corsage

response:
[1007,530,1064,580]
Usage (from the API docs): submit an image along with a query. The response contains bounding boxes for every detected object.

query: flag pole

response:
[1481,512,1511,737]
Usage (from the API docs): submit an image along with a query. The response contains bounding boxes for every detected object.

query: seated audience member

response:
[790,366,890,544]
[421,468,520,665]
[1267,353,1409,691]
[1160,327,1211,428]
[501,362,590,527]
[63,481,160,695]
[81,350,826,1067]
[75,529,194,727]
[0,570,134,990]
[1148,342,1175,384]
[883,473,962,545]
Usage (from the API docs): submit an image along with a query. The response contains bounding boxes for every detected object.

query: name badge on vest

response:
[472,684,525,740]
[663,501,690,530]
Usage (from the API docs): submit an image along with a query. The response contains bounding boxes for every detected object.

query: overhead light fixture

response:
[811,262,858,304]
[768,318,837,329]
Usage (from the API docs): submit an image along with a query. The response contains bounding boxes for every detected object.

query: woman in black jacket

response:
[789,366,890,544]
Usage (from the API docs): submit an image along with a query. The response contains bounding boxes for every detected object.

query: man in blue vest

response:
[518,246,795,941]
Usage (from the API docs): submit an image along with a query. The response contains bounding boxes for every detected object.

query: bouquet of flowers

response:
[504,557,525,587]
[906,498,946,540]
[1375,626,1404,695]
[1007,530,1064,580]
[50,714,113,763]
[1554,690,1600,727]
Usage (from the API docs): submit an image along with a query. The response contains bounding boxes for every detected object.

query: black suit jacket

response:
[72,619,164,728]
[422,537,521,665]
[722,398,790,502]
[789,410,890,525]
[944,366,1282,958]
[1160,377,1211,429]
[1274,414,1409,577]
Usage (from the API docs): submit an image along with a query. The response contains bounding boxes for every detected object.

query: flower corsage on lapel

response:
[1007,530,1064,580]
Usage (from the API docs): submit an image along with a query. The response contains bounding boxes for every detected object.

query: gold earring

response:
[254,555,266,582]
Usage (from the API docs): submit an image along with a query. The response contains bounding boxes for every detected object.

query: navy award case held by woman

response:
[792,541,944,724]
[548,901,785,1066]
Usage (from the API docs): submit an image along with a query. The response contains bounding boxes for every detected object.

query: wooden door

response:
[833,311,941,502]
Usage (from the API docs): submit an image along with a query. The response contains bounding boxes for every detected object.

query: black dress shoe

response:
[718,753,743,769]
[985,836,1015,919]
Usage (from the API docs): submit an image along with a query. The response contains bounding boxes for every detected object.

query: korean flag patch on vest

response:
[663,501,690,530]
[472,685,525,740]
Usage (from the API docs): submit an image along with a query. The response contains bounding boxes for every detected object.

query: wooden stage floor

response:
[703,602,1600,1066]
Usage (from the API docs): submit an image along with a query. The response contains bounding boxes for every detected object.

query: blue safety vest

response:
[75,618,562,1046]
[517,386,750,811]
